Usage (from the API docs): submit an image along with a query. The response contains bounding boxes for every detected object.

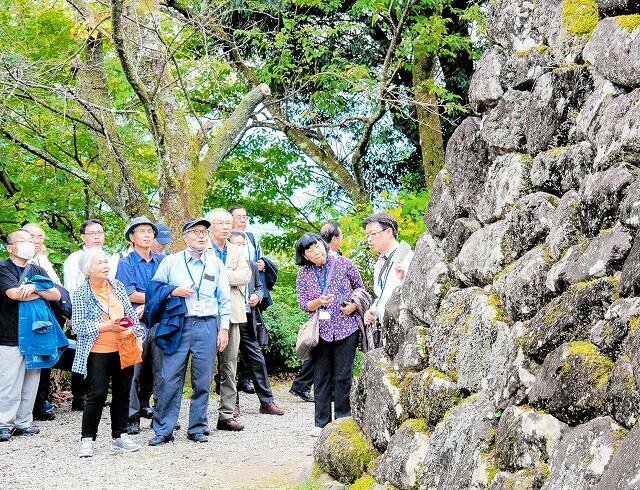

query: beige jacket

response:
[209,241,251,324]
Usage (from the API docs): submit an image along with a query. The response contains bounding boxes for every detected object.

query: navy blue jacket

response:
[146,280,187,355]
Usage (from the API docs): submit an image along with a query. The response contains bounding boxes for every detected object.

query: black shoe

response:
[0,428,12,442]
[290,388,314,402]
[238,381,255,394]
[71,398,86,411]
[13,426,40,436]
[187,433,208,443]
[127,418,141,435]
[203,427,210,436]
[148,434,174,446]
[33,410,56,421]
[140,407,154,419]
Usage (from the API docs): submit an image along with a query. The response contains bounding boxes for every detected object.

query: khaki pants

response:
[218,323,240,420]
[0,346,40,429]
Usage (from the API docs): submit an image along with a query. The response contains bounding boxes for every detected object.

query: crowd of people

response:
[0,207,413,456]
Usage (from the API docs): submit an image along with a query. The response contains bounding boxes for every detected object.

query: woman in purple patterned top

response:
[295,232,364,434]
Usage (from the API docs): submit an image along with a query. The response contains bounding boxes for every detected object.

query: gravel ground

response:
[0,383,316,489]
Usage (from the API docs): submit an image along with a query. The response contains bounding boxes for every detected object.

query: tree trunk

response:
[413,54,444,187]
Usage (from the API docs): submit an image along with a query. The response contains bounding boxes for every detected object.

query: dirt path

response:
[0,384,316,489]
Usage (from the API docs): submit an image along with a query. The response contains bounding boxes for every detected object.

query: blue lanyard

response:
[184,252,206,301]
[312,258,332,294]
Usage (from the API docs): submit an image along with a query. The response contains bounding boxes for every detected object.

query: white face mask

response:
[15,242,36,260]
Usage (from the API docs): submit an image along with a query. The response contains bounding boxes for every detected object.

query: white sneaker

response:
[111,433,141,453]
[78,437,94,458]
[309,426,323,437]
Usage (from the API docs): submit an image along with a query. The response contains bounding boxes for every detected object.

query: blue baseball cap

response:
[155,223,173,245]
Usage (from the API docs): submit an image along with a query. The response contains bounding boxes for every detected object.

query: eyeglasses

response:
[365,228,388,240]
[186,229,209,237]
[83,231,104,237]
[233,215,248,220]
[133,227,155,234]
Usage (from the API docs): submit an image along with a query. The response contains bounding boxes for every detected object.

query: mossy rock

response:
[349,475,376,490]
[528,342,613,424]
[314,418,379,485]
[561,0,599,36]
[399,368,460,427]
[615,14,640,32]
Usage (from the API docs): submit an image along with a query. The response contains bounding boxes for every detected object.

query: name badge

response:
[319,309,331,320]
[192,300,206,316]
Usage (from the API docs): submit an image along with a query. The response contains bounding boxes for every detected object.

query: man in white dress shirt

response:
[363,213,414,326]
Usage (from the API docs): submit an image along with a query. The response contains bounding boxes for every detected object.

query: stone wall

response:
[314,1,640,488]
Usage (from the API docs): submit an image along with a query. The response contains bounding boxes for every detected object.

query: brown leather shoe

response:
[217,418,244,431]
[260,402,285,415]
[233,404,240,418]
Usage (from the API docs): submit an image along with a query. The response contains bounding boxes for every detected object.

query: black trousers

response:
[312,330,359,428]
[34,346,87,414]
[236,314,273,405]
[291,358,314,393]
[81,352,134,440]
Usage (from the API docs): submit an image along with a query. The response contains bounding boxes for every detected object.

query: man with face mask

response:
[0,229,61,442]
[147,218,231,445]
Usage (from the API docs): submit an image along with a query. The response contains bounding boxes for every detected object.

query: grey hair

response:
[78,248,109,277]
[22,223,45,237]
[206,208,232,221]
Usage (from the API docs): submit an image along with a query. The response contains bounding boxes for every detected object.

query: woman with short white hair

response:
[71,248,144,457]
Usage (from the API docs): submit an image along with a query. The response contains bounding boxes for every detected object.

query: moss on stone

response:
[561,0,599,36]
[486,464,500,484]
[349,475,375,490]
[515,45,549,58]
[494,260,516,282]
[440,303,463,323]
[401,417,430,434]
[387,371,401,388]
[417,325,428,359]
[541,462,551,480]
[615,14,640,32]
[629,315,640,333]
[543,301,563,327]
[487,293,508,322]
[612,427,629,439]
[561,341,614,387]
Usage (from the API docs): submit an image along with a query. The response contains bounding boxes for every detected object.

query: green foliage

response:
[262,265,308,371]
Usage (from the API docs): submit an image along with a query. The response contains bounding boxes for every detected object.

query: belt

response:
[184,315,215,321]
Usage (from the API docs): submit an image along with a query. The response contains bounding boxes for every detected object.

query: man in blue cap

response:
[115,216,165,435]
[147,218,231,445]
[152,223,173,255]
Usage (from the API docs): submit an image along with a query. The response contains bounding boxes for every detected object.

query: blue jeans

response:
[152,317,218,437]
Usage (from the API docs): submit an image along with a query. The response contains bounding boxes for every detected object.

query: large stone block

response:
[573,76,626,144]
[594,417,640,489]
[424,169,461,238]
[445,117,490,215]
[481,89,531,154]
[526,66,594,155]
[314,417,378,485]
[455,193,557,285]
[530,142,595,196]
[542,417,625,490]
[427,288,506,393]
[374,419,430,489]
[619,178,640,227]
[442,217,482,261]
[591,297,640,357]
[399,368,460,427]
[469,46,505,113]
[523,277,618,362]
[495,245,555,321]
[350,349,403,452]
[560,227,633,285]
[528,341,613,425]
[545,190,585,259]
[487,0,544,51]
[501,45,554,90]
[594,88,640,168]
[578,165,635,236]
[416,394,496,489]
[620,229,640,295]
[495,405,568,471]
[583,17,640,88]
[402,233,457,325]
[475,153,532,224]
[605,355,640,428]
